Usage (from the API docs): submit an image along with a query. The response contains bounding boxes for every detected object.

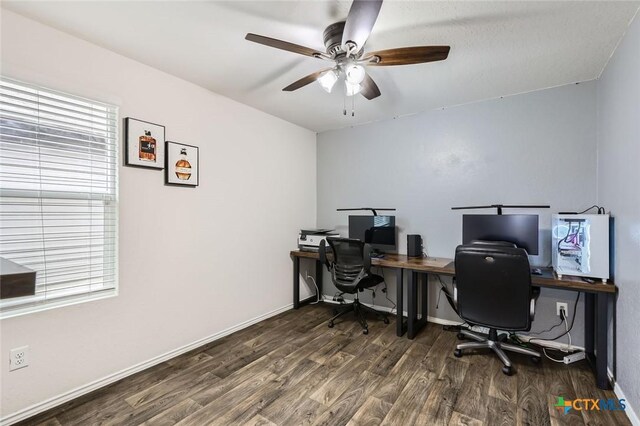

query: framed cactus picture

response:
[124,117,165,169]
[165,141,199,187]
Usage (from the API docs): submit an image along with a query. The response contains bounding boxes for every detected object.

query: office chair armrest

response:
[530,297,536,321]
[363,244,372,272]
[452,280,458,309]
[529,287,540,321]
[319,240,330,269]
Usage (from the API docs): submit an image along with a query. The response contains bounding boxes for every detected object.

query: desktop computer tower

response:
[552,214,610,282]
[407,235,422,257]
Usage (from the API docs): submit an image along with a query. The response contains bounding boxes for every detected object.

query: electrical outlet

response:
[9,346,29,371]
[556,302,568,318]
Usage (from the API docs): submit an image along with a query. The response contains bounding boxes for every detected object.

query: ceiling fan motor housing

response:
[323,21,346,57]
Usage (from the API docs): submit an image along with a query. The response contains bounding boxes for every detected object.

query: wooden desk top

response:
[290,250,616,294]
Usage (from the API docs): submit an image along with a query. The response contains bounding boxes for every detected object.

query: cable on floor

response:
[543,347,565,363]
[305,274,322,304]
[378,267,397,314]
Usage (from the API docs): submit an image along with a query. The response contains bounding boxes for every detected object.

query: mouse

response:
[531,268,543,275]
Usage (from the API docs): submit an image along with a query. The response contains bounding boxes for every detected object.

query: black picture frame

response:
[165,141,199,187]
[124,117,165,169]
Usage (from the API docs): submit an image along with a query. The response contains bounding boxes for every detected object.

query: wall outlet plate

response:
[556,302,568,318]
[10,345,29,371]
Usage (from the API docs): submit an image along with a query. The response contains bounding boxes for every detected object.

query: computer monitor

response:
[462,214,539,255]
[349,215,397,253]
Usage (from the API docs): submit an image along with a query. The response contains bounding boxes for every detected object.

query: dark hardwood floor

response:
[20,304,630,426]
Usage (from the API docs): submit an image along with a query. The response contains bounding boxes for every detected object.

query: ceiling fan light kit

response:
[345,64,366,84]
[345,80,362,97]
[318,69,339,93]
[318,64,365,96]
[245,0,450,114]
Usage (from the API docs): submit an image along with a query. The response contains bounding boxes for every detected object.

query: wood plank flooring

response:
[19,304,630,426]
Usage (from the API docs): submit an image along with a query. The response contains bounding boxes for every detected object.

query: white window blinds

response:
[0,78,118,318]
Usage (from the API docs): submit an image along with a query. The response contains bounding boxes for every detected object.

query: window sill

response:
[0,288,118,320]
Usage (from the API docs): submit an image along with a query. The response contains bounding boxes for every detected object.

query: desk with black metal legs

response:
[395,270,430,339]
[290,250,616,390]
[291,252,323,309]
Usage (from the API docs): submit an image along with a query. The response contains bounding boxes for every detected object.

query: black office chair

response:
[453,240,541,375]
[319,237,389,334]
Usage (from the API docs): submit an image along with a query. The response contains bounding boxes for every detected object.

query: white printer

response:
[298,229,340,252]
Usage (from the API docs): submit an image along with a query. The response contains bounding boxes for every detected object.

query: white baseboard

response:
[10,297,625,426]
[613,379,640,426]
[0,303,294,426]
[321,294,462,326]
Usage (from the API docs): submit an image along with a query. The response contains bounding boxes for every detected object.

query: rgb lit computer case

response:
[552,214,610,282]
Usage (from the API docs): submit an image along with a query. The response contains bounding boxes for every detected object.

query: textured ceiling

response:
[3,1,639,132]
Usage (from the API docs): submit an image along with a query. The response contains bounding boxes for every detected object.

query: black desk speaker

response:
[407,234,422,258]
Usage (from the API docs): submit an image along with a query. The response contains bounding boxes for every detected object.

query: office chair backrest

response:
[455,241,533,331]
[325,237,371,290]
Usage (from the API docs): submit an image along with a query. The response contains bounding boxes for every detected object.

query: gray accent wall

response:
[597,13,640,417]
[317,81,599,348]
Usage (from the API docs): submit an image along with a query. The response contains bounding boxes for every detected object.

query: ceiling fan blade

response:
[341,0,383,51]
[283,68,334,92]
[366,46,450,66]
[360,73,381,100]
[245,33,325,59]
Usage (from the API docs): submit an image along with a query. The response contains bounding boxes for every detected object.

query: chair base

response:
[328,297,389,334]
[454,329,541,375]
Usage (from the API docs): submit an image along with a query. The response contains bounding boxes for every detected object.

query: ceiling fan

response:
[245,0,450,105]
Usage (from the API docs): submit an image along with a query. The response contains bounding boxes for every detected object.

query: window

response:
[0,78,118,318]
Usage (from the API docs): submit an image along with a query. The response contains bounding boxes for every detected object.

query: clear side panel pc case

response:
[552,214,610,282]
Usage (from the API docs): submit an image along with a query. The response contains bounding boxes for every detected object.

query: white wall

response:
[317,82,598,346]
[597,13,640,419]
[0,10,316,419]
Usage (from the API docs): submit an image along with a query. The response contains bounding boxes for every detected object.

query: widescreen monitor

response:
[462,214,539,255]
[348,215,397,252]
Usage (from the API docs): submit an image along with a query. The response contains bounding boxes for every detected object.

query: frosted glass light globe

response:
[317,70,338,93]
[345,81,362,96]
[345,64,366,84]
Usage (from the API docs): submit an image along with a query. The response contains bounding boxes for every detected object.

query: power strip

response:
[564,351,586,364]
[470,325,490,334]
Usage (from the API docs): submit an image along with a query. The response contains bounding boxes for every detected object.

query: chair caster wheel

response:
[363,328,369,335]
[531,356,541,364]
[457,332,465,340]
[502,366,513,376]
[383,317,390,324]
[454,349,463,358]
[328,322,334,328]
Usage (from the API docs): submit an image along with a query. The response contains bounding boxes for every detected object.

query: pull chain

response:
[342,92,356,117]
